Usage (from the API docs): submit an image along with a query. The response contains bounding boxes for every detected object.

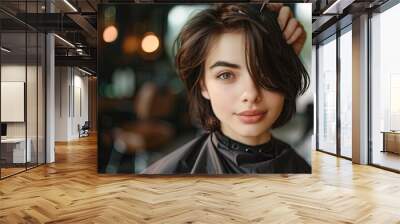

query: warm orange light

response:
[103,25,118,43]
[141,33,159,53]
[122,36,139,54]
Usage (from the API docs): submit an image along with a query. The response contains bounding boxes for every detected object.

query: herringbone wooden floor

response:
[1,134,400,224]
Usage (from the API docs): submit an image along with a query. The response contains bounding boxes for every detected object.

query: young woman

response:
[143,4,311,174]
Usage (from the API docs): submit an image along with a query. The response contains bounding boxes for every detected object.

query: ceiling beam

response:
[322,0,356,14]
[55,55,96,71]
[67,13,97,39]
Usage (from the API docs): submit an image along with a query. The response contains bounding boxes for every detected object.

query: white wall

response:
[55,67,89,141]
[55,66,69,141]
[72,72,89,138]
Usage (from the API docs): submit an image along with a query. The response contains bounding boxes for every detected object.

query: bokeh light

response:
[122,36,139,54]
[112,67,136,98]
[141,33,160,53]
[104,6,116,21]
[103,25,118,43]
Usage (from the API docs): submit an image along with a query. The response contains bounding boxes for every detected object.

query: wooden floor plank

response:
[0,134,400,223]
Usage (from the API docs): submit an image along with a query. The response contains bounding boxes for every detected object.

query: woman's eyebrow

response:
[209,61,241,70]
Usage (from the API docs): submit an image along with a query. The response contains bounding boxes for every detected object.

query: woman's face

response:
[201,31,285,145]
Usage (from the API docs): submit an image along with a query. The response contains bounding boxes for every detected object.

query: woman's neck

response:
[220,126,272,146]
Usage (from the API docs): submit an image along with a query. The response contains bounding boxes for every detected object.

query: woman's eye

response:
[217,72,234,80]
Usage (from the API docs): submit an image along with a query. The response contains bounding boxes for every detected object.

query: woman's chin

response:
[230,124,270,138]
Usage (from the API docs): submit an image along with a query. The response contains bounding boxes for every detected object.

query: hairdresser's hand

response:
[268,3,306,55]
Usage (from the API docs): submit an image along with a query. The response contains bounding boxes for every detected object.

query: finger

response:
[283,18,299,40]
[293,32,307,55]
[266,3,283,12]
[277,6,292,30]
[287,26,303,45]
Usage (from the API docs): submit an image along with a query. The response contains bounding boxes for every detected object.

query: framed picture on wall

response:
[1,81,25,122]
[98,2,313,175]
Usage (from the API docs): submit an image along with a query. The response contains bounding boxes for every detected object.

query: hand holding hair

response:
[268,3,307,55]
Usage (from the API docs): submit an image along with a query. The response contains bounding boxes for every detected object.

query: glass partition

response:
[0,1,46,179]
[27,30,38,169]
[1,30,28,177]
[38,31,45,165]
[339,27,352,158]
[371,3,400,171]
[317,35,337,155]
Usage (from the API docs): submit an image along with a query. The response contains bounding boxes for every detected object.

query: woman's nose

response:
[240,76,261,104]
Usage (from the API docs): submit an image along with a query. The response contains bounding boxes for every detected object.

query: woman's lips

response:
[236,110,267,124]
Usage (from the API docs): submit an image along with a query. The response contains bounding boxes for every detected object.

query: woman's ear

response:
[200,79,210,100]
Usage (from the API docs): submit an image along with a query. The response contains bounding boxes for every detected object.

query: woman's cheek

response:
[208,85,235,114]
[267,92,285,116]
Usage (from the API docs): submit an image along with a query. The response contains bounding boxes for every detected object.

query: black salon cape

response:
[142,131,311,174]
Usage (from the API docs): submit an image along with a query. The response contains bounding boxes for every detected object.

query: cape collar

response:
[213,130,275,153]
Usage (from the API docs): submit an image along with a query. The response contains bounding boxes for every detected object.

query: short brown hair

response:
[175,4,309,131]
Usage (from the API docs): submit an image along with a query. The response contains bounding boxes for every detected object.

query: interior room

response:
[0,0,399,223]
